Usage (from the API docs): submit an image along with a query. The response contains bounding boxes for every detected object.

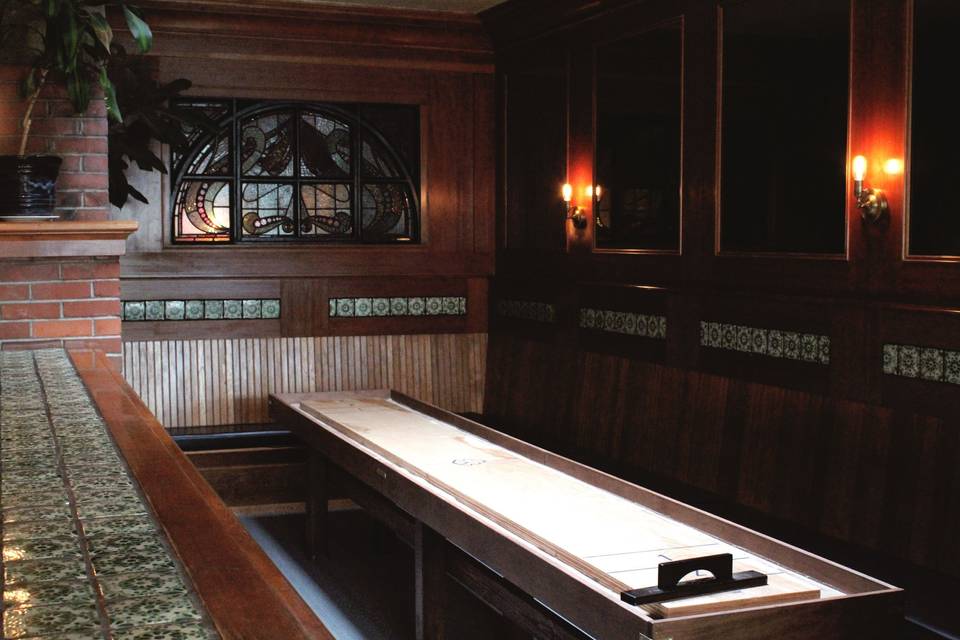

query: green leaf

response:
[99,67,122,122]
[66,70,90,114]
[121,5,151,53]
[20,68,37,98]
[86,10,113,54]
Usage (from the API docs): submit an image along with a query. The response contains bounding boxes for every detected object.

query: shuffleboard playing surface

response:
[299,395,838,618]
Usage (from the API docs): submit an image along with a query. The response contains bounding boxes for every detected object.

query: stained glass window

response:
[171,100,419,244]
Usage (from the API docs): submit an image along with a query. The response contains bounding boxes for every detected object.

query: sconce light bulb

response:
[883,158,904,175]
[562,183,573,203]
[852,155,868,181]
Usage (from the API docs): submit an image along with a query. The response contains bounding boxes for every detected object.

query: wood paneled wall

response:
[485,333,960,581]
[110,1,495,343]
[482,0,960,615]
[122,333,486,434]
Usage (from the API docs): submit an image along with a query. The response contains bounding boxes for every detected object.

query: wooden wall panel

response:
[484,332,960,580]
[123,333,486,433]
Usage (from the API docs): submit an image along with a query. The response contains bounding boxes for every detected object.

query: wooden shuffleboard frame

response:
[270,389,903,640]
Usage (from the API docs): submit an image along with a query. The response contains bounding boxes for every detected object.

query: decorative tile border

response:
[883,343,960,384]
[0,350,218,638]
[496,299,557,324]
[328,296,466,318]
[122,299,280,322]
[700,321,830,365]
[579,308,667,339]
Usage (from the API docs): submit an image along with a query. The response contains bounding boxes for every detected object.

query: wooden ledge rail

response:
[69,349,333,640]
[0,220,139,257]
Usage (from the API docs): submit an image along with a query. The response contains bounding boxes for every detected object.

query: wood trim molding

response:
[0,220,139,258]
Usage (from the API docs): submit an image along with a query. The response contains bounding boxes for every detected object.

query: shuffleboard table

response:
[270,389,902,640]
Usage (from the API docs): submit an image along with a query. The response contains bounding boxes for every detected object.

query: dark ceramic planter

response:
[0,155,63,220]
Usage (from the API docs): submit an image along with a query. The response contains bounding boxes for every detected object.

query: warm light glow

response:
[852,155,868,181]
[561,183,573,203]
[883,158,904,175]
[595,185,602,200]
[584,185,593,198]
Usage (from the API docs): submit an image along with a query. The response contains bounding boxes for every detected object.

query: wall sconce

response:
[562,183,587,229]
[852,155,889,222]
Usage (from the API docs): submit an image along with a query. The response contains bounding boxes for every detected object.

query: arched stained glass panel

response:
[172,99,419,244]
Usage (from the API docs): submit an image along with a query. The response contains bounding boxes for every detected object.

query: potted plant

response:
[0,0,153,219]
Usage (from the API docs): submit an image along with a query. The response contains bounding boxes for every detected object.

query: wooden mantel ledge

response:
[0,220,138,258]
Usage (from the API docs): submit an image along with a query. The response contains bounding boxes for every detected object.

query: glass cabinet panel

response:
[505,40,567,250]
[908,0,960,257]
[595,21,682,251]
[719,0,849,254]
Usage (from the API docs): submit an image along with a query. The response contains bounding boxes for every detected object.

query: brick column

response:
[0,222,138,368]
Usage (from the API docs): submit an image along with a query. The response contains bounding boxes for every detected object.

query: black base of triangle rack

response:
[620,553,768,606]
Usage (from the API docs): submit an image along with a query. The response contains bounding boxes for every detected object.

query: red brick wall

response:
[0,259,122,363]
[0,64,109,221]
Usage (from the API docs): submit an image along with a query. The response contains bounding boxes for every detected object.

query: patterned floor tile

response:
[0,475,64,495]
[4,556,88,586]
[2,502,73,525]
[97,571,190,602]
[2,601,101,639]
[112,622,215,640]
[107,595,202,629]
[79,516,155,539]
[3,535,83,563]
[86,532,166,557]
[75,499,146,521]
[2,519,78,543]
[91,550,178,577]
[3,579,96,609]
[70,476,134,495]
[0,489,70,509]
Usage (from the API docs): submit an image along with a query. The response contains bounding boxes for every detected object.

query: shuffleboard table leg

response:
[306,451,329,562]
[415,522,447,640]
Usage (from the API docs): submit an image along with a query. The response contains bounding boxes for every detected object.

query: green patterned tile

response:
[144,301,165,321]
[389,297,408,315]
[112,622,215,640]
[3,536,83,563]
[425,297,443,315]
[408,297,425,316]
[91,549,178,576]
[164,301,185,321]
[2,602,101,639]
[3,519,78,543]
[203,300,223,320]
[261,298,281,319]
[354,298,372,317]
[98,571,190,602]
[184,300,204,320]
[4,556,88,586]
[106,595,202,629]
[75,499,146,520]
[222,300,242,319]
[241,299,261,319]
[3,502,73,525]
[124,302,145,322]
[86,532,166,558]
[80,516,156,539]
[882,344,899,375]
[946,351,960,385]
[0,489,69,509]
[3,579,95,609]
[371,297,390,316]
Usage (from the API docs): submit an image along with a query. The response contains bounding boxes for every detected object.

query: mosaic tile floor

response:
[0,350,219,640]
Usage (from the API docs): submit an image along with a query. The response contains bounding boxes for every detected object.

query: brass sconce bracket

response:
[855,182,889,223]
[568,206,588,230]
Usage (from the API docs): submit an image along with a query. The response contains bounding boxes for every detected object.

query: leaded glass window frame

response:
[171,99,420,245]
